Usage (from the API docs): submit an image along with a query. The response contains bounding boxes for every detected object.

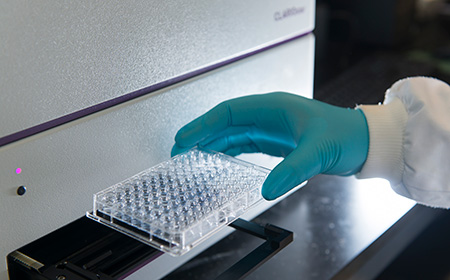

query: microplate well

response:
[87,148,270,256]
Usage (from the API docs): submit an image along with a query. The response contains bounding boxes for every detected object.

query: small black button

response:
[17,186,26,196]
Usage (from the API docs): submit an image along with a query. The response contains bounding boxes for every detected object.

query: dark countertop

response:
[164,175,444,280]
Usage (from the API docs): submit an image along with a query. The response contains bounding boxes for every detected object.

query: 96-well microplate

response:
[87,148,270,256]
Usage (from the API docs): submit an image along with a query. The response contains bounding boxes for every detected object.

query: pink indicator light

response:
[15,168,22,175]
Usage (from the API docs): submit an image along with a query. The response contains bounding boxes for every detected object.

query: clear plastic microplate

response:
[86,148,270,256]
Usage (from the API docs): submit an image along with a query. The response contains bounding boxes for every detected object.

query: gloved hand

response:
[172,92,369,200]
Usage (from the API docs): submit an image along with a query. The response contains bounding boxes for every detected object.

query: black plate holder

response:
[216,218,294,279]
[7,217,293,280]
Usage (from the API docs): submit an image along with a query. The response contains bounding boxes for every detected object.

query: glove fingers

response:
[171,144,191,157]
[174,95,268,148]
[201,132,257,154]
[173,125,259,156]
[199,125,297,157]
[171,136,259,157]
[261,142,321,200]
[221,144,260,157]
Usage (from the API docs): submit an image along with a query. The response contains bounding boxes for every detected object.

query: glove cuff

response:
[356,97,408,185]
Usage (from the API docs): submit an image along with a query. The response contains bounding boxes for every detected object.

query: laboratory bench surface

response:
[163,175,445,280]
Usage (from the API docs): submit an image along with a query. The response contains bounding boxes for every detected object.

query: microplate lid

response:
[87,148,270,256]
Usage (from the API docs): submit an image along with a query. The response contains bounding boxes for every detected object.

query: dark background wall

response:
[314,0,450,107]
[314,1,450,279]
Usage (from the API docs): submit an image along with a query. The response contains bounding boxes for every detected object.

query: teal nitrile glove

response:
[172,92,369,200]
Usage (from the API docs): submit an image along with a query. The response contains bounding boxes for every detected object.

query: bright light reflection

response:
[349,178,416,248]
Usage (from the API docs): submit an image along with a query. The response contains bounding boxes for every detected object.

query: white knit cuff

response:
[356,98,408,185]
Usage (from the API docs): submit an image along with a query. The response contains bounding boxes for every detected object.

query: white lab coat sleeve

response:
[357,77,450,208]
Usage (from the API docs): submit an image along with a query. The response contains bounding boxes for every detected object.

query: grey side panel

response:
[0,34,315,279]
[0,0,315,141]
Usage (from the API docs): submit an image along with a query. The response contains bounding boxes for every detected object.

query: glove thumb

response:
[261,142,321,200]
